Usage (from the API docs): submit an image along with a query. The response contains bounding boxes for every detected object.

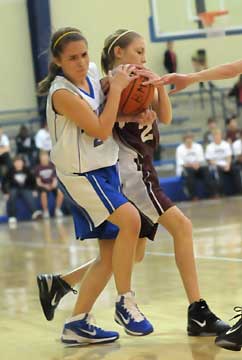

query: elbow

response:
[159,115,172,125]
[98,131,111,142]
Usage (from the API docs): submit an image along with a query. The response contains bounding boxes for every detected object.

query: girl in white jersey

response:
[37,27,155,345]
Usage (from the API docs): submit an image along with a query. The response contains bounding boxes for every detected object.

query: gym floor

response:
[1,196,242,360]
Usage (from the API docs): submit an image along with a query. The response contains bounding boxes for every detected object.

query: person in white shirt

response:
[205,128,234,196]
[0,127,12,176]
[232,134,242,193]
[176,133,214,199]
[35,123,52,152]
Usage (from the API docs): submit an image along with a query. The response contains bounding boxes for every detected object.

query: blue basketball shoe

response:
[115,291,154,336]
[61,313,119,346]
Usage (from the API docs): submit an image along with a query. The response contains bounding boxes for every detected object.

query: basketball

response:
[119,76,155,115]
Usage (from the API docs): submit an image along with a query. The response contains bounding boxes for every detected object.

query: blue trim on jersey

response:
[79,76,94,98]
[57,177,95,231]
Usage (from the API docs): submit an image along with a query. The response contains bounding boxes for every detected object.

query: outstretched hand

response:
[158,73,194,94]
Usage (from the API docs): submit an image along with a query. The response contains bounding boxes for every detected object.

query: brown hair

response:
[38,27,87,95]
[101,29,142,74]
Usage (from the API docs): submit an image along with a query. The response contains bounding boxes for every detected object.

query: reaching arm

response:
[158,59,242,94]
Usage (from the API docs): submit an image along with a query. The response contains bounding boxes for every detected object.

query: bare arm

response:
[53,66,135,141]
[158,59,242,94]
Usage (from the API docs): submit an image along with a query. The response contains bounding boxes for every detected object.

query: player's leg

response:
[36,211,156,321]
[61,239,119,346]
[108,203,153,336]
[158,206,230,336]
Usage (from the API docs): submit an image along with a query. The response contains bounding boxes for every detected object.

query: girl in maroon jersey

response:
[100,29,229,335]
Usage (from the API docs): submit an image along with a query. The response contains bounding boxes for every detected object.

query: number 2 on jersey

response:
[139,124,154,143]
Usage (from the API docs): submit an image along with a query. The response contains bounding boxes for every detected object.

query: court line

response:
[146,251,242,263]
[1,238,242,263]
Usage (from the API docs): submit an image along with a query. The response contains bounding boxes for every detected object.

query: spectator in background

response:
[232,133,242,193]
[205,128,233,196]
[203,117,218,146]
[164,41,177,75]
[35,151,64,219]
[35,123,52,153]
[176,133,214,200]
[225,115,241,144]
[228,74,242,116]
[0,127,12,177]
[2,155,42,226]
[15,125,37,166]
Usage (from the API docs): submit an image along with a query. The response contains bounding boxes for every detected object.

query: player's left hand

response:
[100,77,110,96]
[136,109,157,125]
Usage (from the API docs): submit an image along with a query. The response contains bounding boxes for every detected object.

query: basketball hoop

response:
[198,10,229,27]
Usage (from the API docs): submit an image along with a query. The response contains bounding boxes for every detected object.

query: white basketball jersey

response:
[47,62,119,174]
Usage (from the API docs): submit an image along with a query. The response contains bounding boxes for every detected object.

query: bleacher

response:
[0,86,238,222]
[154,85,238,201]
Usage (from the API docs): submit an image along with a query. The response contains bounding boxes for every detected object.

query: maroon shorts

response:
[119,149,174,223]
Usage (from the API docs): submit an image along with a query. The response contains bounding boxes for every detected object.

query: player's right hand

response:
[109,64,138,92]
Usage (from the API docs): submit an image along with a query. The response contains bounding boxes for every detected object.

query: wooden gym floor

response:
[1,196,242,360]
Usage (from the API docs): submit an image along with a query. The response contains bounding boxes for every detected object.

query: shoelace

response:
[86,314,102,331]
[123,297,145,322]
[229,306,242,322]
[58,277,78,294]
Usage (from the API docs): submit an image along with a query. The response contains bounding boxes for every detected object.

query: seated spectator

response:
[203,117,217,146]
[232,134,242,193]
[2,155,42,226]
[205,128,234,196]
[15,125,37,166]
[228,74,242,115]
[176,133,215,200]
[35,151,64,219]
[225,115,241,144]
[0,127,12,177]
[35,123,52,153]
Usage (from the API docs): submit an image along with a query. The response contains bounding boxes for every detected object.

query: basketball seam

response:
[136,85,154,114]
[121,78,138,113]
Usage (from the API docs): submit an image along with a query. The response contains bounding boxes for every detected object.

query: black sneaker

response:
[215,306,242,351]
[187,299,230,336]
[37,274,77,321]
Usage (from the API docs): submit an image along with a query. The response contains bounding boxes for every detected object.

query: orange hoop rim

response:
[198,10,229,27]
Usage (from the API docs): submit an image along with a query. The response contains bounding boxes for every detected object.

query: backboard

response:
[149,0,242,42]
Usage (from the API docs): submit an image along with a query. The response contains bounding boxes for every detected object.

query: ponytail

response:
[38,62,59,96]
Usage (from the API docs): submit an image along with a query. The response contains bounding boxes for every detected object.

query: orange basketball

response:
[119,76,154,115]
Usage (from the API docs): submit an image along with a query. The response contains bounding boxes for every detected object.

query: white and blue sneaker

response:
[115,291,154,336]
[61,313,119,346]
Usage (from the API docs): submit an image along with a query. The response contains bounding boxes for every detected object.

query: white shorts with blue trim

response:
[57,165,128,240]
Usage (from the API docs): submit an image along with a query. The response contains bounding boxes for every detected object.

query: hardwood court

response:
[1,197,242,360]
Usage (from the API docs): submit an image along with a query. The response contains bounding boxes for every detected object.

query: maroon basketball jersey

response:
[114,121,160,158]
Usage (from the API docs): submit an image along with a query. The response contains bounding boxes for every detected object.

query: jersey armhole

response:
[51,88,82,115]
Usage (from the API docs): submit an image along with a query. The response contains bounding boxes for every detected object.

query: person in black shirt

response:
[2,155,42,225]
[15,125,37,166]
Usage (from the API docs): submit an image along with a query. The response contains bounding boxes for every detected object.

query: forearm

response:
[188,60,242,83]
[98,85,122,139]
[157,87,172,124]
[153,87,172,124]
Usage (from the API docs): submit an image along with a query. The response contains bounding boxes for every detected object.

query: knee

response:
[120,204,141,235]
[179,215,192,235]
[96,255,112,273]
